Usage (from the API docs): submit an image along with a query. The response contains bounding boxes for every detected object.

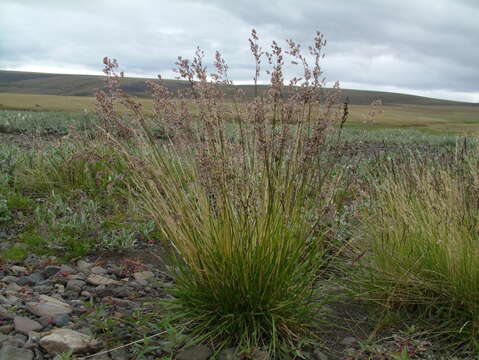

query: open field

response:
[1,61,479,359]
[1,106,478,359]
[1,92,479,135]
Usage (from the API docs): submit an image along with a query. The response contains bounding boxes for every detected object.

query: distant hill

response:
[1,70,476,106]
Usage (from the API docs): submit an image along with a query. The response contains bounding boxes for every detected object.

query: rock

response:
[13,317,43,335]
[0,305,14,320]
[5,334,26,347]
[77,260,93,273]
[33,285,53,294]
[66,273,86,281]
[59,265,77,275]
[80,291,92,298]
[176,344,212,360]
[40,328,101,355]
[3,295,20,305]
[1,276,19,283]
[5,282,22,294]
[91,266,107,275]
[0,325,14,334]
[26,295,72,318]
[66,280,85,291]
[0,334,8,343]
[133,271,154,281]
[340,337,357,346]
[0,344,33,360]
[17,273,44,286]
[10,266,27,275]
[52,314,70,327]
[23,254,40,267]
[54,284,65,294]
[86,274,119,286]
[41,266,61,279]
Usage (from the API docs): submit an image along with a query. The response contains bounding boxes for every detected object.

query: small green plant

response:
[0,199,11,222]
[1,245,28,261]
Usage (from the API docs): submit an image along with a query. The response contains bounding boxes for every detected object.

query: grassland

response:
[1,92,479,135]
[1,56,479,359]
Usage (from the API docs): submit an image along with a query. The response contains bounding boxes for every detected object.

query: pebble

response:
[13,317,43,335]
[0,305,14,320]
[0,344,34,360]
[91,266,108,275]
[133,271,154,281]
[26,296,72,318]
[41,266,61,279]
[40,328,101,355]
[5,282,21,294]
[66,279,86,291]
[10,266,27,275]
[340,337,357,346]
[77,260,93,273]
[2,276,19,284]
[87,274,119,286]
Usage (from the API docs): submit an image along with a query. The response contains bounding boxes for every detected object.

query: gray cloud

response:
[1,0,478,101]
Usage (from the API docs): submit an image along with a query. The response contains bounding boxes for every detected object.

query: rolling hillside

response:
[1,70,476,106]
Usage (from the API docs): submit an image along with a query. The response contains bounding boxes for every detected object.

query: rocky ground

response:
[0,251,180,360]
[0,251,441,360]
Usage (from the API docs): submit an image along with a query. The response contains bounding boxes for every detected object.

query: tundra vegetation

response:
[0,30,478,359]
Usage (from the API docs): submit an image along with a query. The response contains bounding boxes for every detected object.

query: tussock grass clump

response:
[96,30,349,355]
[358,156,479,350]
[15,140,129,199]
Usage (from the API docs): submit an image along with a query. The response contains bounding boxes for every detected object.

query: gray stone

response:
[86,274,119,286]
[5,282,21,293]
[17,273,44,286]
[33,285,53,294]
[133,271,154,281]
[40,328,101,355]
[26,295,72,318]
[91,266,107,275]
[41,266,61,278]
[340,337,357,346]
[0,334,8,343]
[0,325,14,334]
[66,279,85,291]
[1,276,19,284]
[10,266,27,275]
[0,344,33,360]
[0,305,14,320]
[5,334,26,347]
[176,344,212,360]
[77,260,93,273]
[13,317,43,335]
[59,265,77,274]
[112,286,133,298]
[52,314,70,327]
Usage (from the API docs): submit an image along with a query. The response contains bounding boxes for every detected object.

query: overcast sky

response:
[1,0,478,102]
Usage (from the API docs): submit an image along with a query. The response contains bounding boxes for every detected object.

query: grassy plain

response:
[1,92,479,135]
